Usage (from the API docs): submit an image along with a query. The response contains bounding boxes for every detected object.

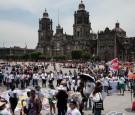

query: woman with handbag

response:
[90,82,103,115]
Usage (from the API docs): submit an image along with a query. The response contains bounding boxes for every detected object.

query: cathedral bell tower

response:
[73,1,91,39]
[73,1,91,51]
[37,9,53,54]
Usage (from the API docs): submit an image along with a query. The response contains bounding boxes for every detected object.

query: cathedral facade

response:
[37,1,135,61]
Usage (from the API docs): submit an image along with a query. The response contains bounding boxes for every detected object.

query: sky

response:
[0,0,135,49]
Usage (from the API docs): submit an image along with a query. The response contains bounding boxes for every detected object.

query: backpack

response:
[132,101,135,111]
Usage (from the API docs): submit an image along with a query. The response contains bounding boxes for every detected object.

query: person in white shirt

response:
[59,73,63,85]
[9,72,14,84]
[15,73,20,88]
[32,72,39,87]
[35,85,44,102]
[41,71,47,87]
[56,72,63,86]
[119,75,125,95]
[66,99,81,115]
[101,75,110,95]
[90,82,103,115]
[48,84,56,115]
[0,102,12,115]
[71,77,76,92]
[6,73,11,90]
[21,73,26,89]
[8,85,18,114]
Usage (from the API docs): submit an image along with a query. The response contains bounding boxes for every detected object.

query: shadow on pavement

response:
[125,108,135,113]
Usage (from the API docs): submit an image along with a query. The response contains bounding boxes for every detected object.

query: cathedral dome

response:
[112,22,125,33]
[43,9,49,18]
[78,0,85,10]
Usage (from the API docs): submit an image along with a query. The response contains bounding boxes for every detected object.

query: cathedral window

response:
[57,43,60,47]
[77,31,80,37]
[80,28,82,32]
[86,32,87,37]
[68,46,70,50]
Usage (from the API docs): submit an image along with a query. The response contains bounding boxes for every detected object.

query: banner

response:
[108,58,119,71]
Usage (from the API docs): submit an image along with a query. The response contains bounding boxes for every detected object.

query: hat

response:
[0,102,5,107]
[58,85,66,91]
[60,80,67,85]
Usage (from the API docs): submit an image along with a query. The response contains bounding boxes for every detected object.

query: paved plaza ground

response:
[0,63,135,115]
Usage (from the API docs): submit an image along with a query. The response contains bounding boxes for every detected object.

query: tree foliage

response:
[82,52,91,61]
[71,49,83,60]
[31,52,41,61]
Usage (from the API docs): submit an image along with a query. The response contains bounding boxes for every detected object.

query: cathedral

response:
[37,1,135,61]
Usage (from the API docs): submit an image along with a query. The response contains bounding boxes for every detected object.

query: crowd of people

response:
[0,61,135,115]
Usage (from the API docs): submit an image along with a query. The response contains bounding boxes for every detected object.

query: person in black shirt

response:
[55,88,68,115]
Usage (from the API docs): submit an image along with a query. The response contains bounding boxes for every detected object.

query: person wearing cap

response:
[0,102,12,115]
[56,85,68,115]
[66,99,81,115]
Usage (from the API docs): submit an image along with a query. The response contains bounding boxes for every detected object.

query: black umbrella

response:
[79,73,95,82]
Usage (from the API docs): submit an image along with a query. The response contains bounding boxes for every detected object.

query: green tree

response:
[71,49,83,60]
[39,54,46,60]
[46,56,51,61]
[82,52,91,61]
[57,55,66,60]
[94,55,101,61]
[21,54,29,60]
[30,52,41,61]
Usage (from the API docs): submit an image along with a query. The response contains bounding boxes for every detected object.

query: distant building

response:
[37,1,135,61]
[0,46,35,58]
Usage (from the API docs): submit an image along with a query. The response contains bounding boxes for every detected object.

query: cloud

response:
[0,0,135,50]
[0,20,37,48]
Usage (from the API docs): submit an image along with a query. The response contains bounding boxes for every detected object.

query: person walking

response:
[32,72,39,87]
[119,75,125,95]
[90,82,103,115]
[56,85,68,115]
[8,85,18,115]
[41,71,47,87]
[48,84,56,115]
[101,74,110,95]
